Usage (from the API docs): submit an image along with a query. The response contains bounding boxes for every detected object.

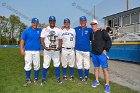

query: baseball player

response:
[61,18,76,81]
[20,18,42,86]
[40,16,62,85]
[74,16,92,84]
[90,19,111,93]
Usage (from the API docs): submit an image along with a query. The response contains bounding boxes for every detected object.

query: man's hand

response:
[103,50,110,60]
[43,25,48,28]
[103,50,107,55]
[61,26,65,30]
[20,40,25,56]
[98,27,106,31]
[20,49,25,56]
[57,47,61,50]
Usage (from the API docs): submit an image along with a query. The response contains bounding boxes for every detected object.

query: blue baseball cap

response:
[64,18,70,23]
[49,16,56,21]
[31,18,39,23]
[80,16,87,21]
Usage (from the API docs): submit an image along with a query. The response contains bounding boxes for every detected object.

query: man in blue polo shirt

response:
[75,16,92,84]
[20,18,42,86]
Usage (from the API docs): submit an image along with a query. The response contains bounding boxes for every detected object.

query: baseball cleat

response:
[78,78,84,84]
[24,79,31,87]
[41,79,46,86]
[83,77,88,84]
[63,76,68,80]
[57,78,63,84]
[34,78,38,85]
[69,76,74,81]
[92,80,100,87]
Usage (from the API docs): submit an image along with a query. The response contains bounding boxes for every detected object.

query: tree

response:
[0,15,27,45]
[38,23,46,28]
[8,15,21,44]
[0,16,8,45]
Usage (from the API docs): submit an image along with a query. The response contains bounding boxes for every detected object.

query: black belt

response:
[62,47,74,49]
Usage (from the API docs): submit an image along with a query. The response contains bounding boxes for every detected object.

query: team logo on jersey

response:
[49,31,56,35]
[84,30,88,34]
[37,30,40,34]
[62,32,73,36]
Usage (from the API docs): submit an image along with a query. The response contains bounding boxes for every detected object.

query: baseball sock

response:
[25,70,31,80]
[78,69,83,78]
[63,67,67,77]
[70,67,74,77]
[84,69,89,78]
[42,68,48,80]
[34,70,39,79]
[55,67,60,79]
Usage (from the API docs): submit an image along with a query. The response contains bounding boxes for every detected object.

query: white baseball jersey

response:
[61,28,76,48]
[40,26,62,48]
[41,26,61,69]
[61,28,76,68]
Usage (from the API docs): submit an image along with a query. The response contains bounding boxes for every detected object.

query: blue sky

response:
[0,0,140,27]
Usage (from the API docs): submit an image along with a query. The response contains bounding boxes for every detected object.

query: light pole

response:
[126,0,129,10]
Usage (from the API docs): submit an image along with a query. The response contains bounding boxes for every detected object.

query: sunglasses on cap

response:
[90,23,97,25]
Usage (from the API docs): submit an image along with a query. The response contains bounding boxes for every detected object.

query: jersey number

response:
[70,37,73,41]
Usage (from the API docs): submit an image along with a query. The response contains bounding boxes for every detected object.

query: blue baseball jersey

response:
[21,27,42,51]
[74,26,92,51]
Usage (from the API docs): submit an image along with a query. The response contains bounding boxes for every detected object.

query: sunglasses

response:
[90,23,97,25]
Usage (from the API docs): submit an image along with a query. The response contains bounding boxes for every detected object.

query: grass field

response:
[0,48,139,93]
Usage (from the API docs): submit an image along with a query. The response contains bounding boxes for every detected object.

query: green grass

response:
[0,48,139,93]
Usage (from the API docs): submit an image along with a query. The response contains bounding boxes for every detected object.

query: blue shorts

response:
[91,53,108,69]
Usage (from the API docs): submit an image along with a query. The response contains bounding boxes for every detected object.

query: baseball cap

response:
[64,18,70,23]
[49,16,56,21]
[90,19,98,24]
[80,16,87,21]
[31,18,39,23]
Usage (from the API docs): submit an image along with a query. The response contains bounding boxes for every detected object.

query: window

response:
[108,19,113,27]
[131,12,139,24]
[122,14,130,26]
[119,16,122,27]
[113,17,121,27]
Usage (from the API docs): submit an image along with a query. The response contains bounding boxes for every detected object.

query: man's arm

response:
[103,30,112,55]
[41,37,47,49]
[43,25,48,28]
[40,28,48,50]
[41,37,45,46]
[89,28,93,41]
[58,29,62,50]
[58,39,62,50]
[20,40,25,56]
[61,26,65,30]
[20,29,27,56]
